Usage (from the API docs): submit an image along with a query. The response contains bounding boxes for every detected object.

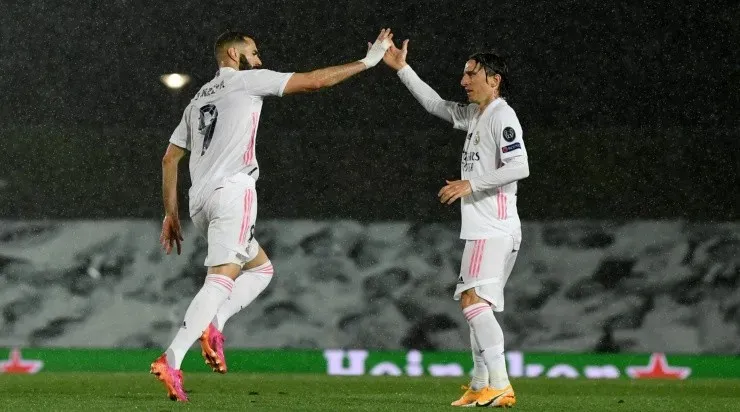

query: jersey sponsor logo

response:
[461,151,480,172]
[502,142,521,153]
[502,127,516,142]
[462,151,480,162]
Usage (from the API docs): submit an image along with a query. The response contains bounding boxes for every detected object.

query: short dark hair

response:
[214,31,253,59]
[468,52,509,98]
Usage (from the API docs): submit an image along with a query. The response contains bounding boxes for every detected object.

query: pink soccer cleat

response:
[200,323,227,373]
[149,354,188,402]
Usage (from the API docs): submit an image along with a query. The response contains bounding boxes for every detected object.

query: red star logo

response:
[0,348,43,374]
[626,353,690,379]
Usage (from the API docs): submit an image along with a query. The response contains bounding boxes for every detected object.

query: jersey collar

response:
[477,97,504,117]
[216,67,238,77]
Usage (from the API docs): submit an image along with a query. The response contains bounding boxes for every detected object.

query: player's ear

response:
[227,47,238,62]
[487,73,501,88]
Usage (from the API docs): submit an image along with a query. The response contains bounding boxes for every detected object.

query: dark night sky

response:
[0,0,738,220]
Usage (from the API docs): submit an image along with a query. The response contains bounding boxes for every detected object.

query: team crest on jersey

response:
[503,127,516,142]
[474,131,480,145]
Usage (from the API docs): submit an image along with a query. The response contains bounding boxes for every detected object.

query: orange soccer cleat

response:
[451,385,488,407]
[149,354,188,402]
[200,323,227,374]
[475,384,516,408]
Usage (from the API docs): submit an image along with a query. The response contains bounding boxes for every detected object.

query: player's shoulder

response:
[191,71,233,101]
[237,68,284,80]
[455,102,478,116]
[491,100,521,127]
[241,68,275,75]
[236,69,292,93]
[492,99,518,118]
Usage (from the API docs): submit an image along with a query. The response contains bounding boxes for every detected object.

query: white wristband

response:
[360,39,391,68]
[358,57,376,68]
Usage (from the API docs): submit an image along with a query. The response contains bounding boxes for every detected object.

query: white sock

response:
[212,261,273,331]
[464,302,510,390]
[469,326,489,390]
[165,274,234,369]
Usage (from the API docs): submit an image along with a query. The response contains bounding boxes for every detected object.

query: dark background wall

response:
[0,0,737,220]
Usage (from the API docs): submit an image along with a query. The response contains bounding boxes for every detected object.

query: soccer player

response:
[382,41,529,407]
[151,28,394,402]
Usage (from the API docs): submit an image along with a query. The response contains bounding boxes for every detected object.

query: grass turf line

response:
[1,373,739,411]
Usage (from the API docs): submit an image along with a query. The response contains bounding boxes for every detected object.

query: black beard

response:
[238,55,253,70]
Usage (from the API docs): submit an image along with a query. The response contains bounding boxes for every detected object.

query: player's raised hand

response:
[382,38,409,71]
[160,214,184,255]
[360,28,393,68]
[438,179,473,205]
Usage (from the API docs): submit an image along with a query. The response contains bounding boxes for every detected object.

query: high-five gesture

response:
[382,38,409,71]
[360,28,394,68]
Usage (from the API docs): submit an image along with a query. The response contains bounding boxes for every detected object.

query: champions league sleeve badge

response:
[503,127,516,142]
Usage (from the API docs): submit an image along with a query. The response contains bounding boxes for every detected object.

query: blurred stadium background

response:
[0,0,738,405]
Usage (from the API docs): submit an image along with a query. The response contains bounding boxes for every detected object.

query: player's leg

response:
[150,207,206,401]
[196,174,270,373]
[469,326,489,390]
[450,240,490,407]
[455,235,518,407]
[152,180,255,400]
[211,246,273,332]
[461,289,515,407]
[152,259,239,401]
[451,322,490,406]
[201,245,273,373]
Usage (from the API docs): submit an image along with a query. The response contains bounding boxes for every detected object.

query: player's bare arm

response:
[160,143,187,255]
[282,28,393,94]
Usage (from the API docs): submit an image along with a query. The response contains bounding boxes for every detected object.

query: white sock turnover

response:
[212,261,273,331]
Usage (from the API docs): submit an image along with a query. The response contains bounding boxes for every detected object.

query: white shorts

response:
[191,173,260,267]
[453,229,521,312]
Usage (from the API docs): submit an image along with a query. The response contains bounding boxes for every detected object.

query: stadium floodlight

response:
[160,73,191,90]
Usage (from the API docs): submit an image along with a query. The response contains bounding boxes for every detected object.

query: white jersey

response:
[169,67,293,216]
[448,98,527,239]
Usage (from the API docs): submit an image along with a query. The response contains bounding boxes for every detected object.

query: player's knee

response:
[460,289,484,309]
[243,246,269,271]
[207,263,242,280]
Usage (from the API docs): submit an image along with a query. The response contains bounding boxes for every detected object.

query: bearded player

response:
[152,28,394,402]
[382,41,529,407]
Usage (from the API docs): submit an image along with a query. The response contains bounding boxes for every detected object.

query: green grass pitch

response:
[1,373,739,411]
